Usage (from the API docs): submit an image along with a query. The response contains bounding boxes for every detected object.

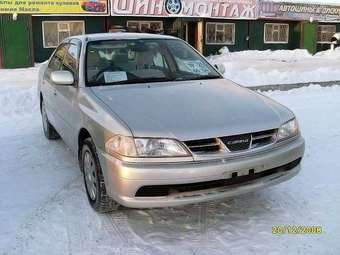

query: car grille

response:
[135,158,301,197]
[183,129,277,154]
[251,129,277,149]
[184,138,222,153]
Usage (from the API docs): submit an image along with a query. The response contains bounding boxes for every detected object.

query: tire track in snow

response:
[3,175,81,254]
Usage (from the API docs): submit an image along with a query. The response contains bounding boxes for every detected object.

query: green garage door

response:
[0,15,33,68]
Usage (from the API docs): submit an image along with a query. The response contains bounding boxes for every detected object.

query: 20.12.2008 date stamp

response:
[272,226,323,235]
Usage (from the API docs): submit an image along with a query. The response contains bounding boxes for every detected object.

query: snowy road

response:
[1,67,340,254]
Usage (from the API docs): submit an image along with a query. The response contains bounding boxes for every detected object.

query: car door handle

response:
[53,90,57,96]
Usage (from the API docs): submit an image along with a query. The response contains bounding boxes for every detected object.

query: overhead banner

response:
[0,0,108,14]
[260,1,340,22]
[111,0,258,19]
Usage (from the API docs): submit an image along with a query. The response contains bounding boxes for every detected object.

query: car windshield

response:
[86,39,221,86]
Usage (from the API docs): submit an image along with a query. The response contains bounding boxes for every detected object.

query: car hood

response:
[90,79,294,141]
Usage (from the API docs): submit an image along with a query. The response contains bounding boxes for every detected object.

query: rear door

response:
[43,44,68,130]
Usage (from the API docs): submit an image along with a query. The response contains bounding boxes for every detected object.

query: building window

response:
[317,25,336,44]
[127,21,163,33]
[42,21,85,48]
[264,23,289,44]
[206,23,235,45]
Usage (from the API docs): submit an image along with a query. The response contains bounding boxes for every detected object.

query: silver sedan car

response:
[38,33,305,212]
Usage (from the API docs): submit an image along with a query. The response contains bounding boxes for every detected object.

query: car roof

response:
[68,32,178,42]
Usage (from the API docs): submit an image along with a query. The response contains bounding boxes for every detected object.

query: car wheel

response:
[81,138,119,213]
[41,100,60,140]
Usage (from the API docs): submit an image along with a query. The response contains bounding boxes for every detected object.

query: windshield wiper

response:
[174,75,221,81]
[189,75,222,81]
[137,77,175,83]
[87,77,174,87]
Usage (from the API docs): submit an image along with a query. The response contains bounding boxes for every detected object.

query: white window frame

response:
[42,20,85,48]
[317,25,337,44]
[126,20,163,31]
[205,22,235,45]
[264,23,289,44]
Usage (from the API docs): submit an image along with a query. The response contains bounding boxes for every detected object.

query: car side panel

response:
[39,64,58,128]
[42,68,62,131]
[53,85,81,152]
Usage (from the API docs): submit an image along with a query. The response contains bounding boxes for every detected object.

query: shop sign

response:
[260,1,340,22]
[0,0,108,14]
[111,0,258,19]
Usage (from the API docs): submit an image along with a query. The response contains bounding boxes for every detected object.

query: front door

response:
[0,15,33,68]
[53,41,82,151]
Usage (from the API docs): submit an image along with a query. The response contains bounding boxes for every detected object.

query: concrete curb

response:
[249,81,340,92]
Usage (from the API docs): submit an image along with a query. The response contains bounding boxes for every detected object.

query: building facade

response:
[1,0,340,68]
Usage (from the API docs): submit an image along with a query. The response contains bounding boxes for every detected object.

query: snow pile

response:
[0,67,39,118]
[217,47,313,61]
[208,48,340,86]
[315,47,340,59]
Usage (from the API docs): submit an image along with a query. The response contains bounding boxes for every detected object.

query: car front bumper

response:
[98,136,305,208]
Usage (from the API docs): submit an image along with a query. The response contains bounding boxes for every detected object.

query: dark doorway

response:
[184,22,198,48]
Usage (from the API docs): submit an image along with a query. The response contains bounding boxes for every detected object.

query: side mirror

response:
[50,70,74,85]
[214,64,225,74]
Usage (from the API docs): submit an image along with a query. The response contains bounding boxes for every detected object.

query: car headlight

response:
[105,136,190,158]
[134,138,190,157]
[105,135,137,157]
[277,118,299,141]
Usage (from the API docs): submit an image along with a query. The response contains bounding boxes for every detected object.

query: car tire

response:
[81,138,119,213]
[41,100,60,140]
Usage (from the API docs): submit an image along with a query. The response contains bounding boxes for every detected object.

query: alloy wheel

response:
[83,150,97,201]
[41,102,48,133]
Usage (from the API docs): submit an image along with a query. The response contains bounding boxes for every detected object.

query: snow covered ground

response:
[1,65,340,255]
[208,47,340,86]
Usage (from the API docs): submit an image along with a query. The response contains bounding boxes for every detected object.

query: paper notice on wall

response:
[104,71,128,83]
[183,60,211,75]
